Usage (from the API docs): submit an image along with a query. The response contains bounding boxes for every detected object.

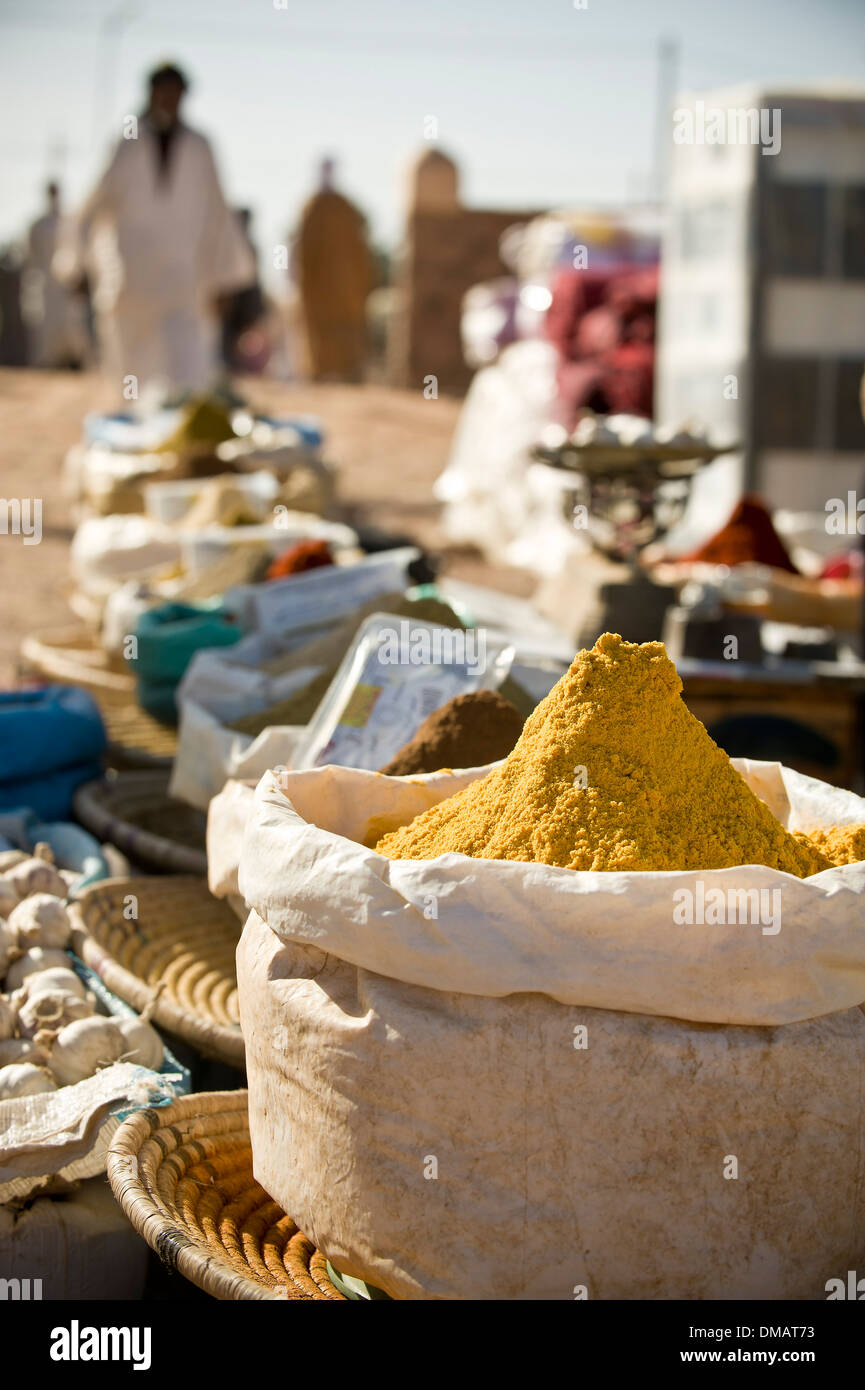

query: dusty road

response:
[0,369,534,686]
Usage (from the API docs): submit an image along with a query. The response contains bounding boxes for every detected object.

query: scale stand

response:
[532,424,737,648]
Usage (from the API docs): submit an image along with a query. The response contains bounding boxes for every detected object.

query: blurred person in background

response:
[220,207,268,374]
[55,62,254,397]
[21,182,88,368]
[295,157,374,382]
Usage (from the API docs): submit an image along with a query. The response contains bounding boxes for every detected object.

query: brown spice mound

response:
[379,690,525,776]
[806,823,865,866]
[375,632,831,876]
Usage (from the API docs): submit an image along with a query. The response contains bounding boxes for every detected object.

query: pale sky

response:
[2,0,865,284]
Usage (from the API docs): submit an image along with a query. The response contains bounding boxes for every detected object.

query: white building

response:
[657,86,865,517]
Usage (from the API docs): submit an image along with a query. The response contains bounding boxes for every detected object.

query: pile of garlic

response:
[0,844,163,1100]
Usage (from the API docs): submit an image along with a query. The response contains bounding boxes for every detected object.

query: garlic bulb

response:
[0,881,18,918]
[0,921,14,978]
[0,1062,57,1099]
[4,845,67,901]
[49,1016,126,1086]
[0,1037,42,1067]
[115,1016,164,1071]
[4,947,71,992]
[0,995,16,1041]
[0,850,27,873]
[22,966,86,1001]
[8,894,71,950]
[17,989,93,1039]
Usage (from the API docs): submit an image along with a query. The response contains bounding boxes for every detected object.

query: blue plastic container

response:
[0,687,107,820]
[134,602,242,685]
[0,686,106,781]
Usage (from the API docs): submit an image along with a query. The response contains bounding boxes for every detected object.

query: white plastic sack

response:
[212,761,865,1300]
[170,628,324,809]
[101,581,158,656]
[171,698,300,811]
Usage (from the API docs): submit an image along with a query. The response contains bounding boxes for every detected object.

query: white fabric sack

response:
[0,1063,179,1204]
[178,515,357,580]
[144,469,280,525]
[213,762,865,1300]
[70,515,180,597]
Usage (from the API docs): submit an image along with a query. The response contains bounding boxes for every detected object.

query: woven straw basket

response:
[74,771,207,876]
[70,876,244,1068]
[107,1092,345,1300]
[20,624,134,702]
[98,699,177,769]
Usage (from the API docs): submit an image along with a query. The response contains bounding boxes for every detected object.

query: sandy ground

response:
[0,368,534,686]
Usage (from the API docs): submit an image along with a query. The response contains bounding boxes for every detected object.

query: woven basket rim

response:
[74,773,207,876]
[105,741,175,771]
[107,1091,341,1301]
[70,875,245,1068]
[21,627,134,697]
[99,702,177,771]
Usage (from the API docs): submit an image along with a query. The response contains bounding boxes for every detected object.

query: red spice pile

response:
[266,539,334,581]
[683,496,797,573]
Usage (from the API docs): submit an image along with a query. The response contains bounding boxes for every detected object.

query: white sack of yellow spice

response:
[207,636,865,1300]
[208,761,865,1302]
[210,757,865,1026]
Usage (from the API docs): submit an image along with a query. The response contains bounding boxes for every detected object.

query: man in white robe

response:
[56,63,254,397]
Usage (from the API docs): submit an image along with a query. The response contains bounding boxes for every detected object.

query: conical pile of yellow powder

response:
[375,633,831,877]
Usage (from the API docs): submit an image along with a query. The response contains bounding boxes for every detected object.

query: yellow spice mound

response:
[807,823,865,867]
[375,633,831,877]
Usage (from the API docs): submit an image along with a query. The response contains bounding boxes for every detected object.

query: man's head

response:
[147,62,188,128]
[46,181,60,212]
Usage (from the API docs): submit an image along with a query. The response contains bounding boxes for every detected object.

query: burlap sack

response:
[211,762,865,1300]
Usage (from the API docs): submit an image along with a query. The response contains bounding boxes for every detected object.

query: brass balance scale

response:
[532,420,738,649]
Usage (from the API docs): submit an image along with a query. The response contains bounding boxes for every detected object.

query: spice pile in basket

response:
[375,633,852,876]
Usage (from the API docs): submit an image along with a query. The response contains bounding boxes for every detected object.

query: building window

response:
[836,360,865,450]
[761,184,826,276]
[842,186,865,280]
[755,357,820,449]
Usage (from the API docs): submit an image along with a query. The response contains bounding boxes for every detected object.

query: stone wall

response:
[388,149,543,396]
